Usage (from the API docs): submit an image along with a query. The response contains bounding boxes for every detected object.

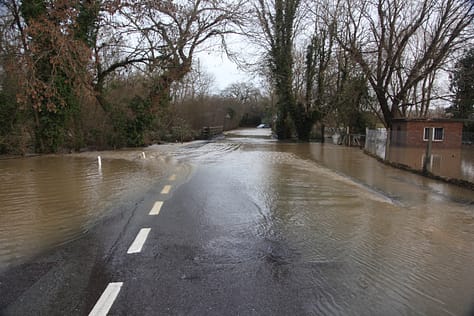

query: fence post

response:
[384,128,391,161]
[321,124,325,143]
[423,128,433,174]
[365,128,369,151]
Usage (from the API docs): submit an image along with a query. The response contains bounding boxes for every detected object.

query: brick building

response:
[390,118,464,148]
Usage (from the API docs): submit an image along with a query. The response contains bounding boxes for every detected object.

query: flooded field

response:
[0,150,182,269]
[1,128,473,315]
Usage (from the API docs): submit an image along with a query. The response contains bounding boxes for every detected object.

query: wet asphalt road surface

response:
[0,162,308,315]
[1,165,322,315]
[1,131,474,316]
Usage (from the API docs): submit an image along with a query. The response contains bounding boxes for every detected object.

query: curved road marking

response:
[161,185,172,194]
[149,201,163,215]
[127,228,151,254]
[89,282,123,316]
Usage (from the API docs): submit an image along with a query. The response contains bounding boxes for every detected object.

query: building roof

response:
[392,118,464,123]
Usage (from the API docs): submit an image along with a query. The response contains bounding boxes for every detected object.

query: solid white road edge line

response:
[127,228,151,254]
[161,185,172,194]
[88,282,123,316]
[149,201,163,215]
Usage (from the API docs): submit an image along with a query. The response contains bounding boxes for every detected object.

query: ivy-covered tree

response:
[15,0,93,152]
[448,47,474,119]
[253,0,301,139]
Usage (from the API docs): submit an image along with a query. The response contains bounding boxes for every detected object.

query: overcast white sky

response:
[196,51,250,93]
[195,31,264,93]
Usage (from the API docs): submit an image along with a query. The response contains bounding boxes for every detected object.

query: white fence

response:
[364,128,388,159]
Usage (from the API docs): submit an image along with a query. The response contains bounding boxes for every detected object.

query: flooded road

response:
[1,128,473,315]
[158,129,473,315]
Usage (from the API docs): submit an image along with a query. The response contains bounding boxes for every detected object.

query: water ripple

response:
[0,151,175,270]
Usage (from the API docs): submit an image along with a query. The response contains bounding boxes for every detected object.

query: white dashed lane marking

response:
[89,282,123,316]
[90,177,177,314]
[161,185,172,194]
[127,228,151,254]
[149,201,163,215]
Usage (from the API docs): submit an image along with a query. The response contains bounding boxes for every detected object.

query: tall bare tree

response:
[77,0,246,145]
[118,0,245,109]
[171,60,215,103]
[331,0,474,128]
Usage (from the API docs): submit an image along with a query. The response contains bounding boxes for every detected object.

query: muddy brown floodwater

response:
[0,128,473,315]
[0,150,183,270]
[171,129,474,315]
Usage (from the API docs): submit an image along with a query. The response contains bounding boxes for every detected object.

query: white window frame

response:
[423,127,444,142]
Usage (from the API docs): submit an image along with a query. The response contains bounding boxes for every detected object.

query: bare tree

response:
[304,6,336,115]
[0,0,249,152]
[117,0,245,108]
[220,81,268,126]
[171,59,215,103]
[221,82,262,103]
[331,0,474,128]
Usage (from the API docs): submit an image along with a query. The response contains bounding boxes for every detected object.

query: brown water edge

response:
[365,149,474,191]
[0,148,187,271]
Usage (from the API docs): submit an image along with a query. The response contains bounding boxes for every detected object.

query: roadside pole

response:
[423,128,433,174]
[384,128,391,161]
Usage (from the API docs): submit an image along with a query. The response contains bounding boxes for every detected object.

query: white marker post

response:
[97,156,102,168]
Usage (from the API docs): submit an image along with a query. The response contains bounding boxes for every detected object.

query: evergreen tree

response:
[448,47,474,119]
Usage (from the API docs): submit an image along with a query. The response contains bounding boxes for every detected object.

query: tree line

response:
[248,0,473,140]
[0,0,252,154]
[0,0,473,154]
